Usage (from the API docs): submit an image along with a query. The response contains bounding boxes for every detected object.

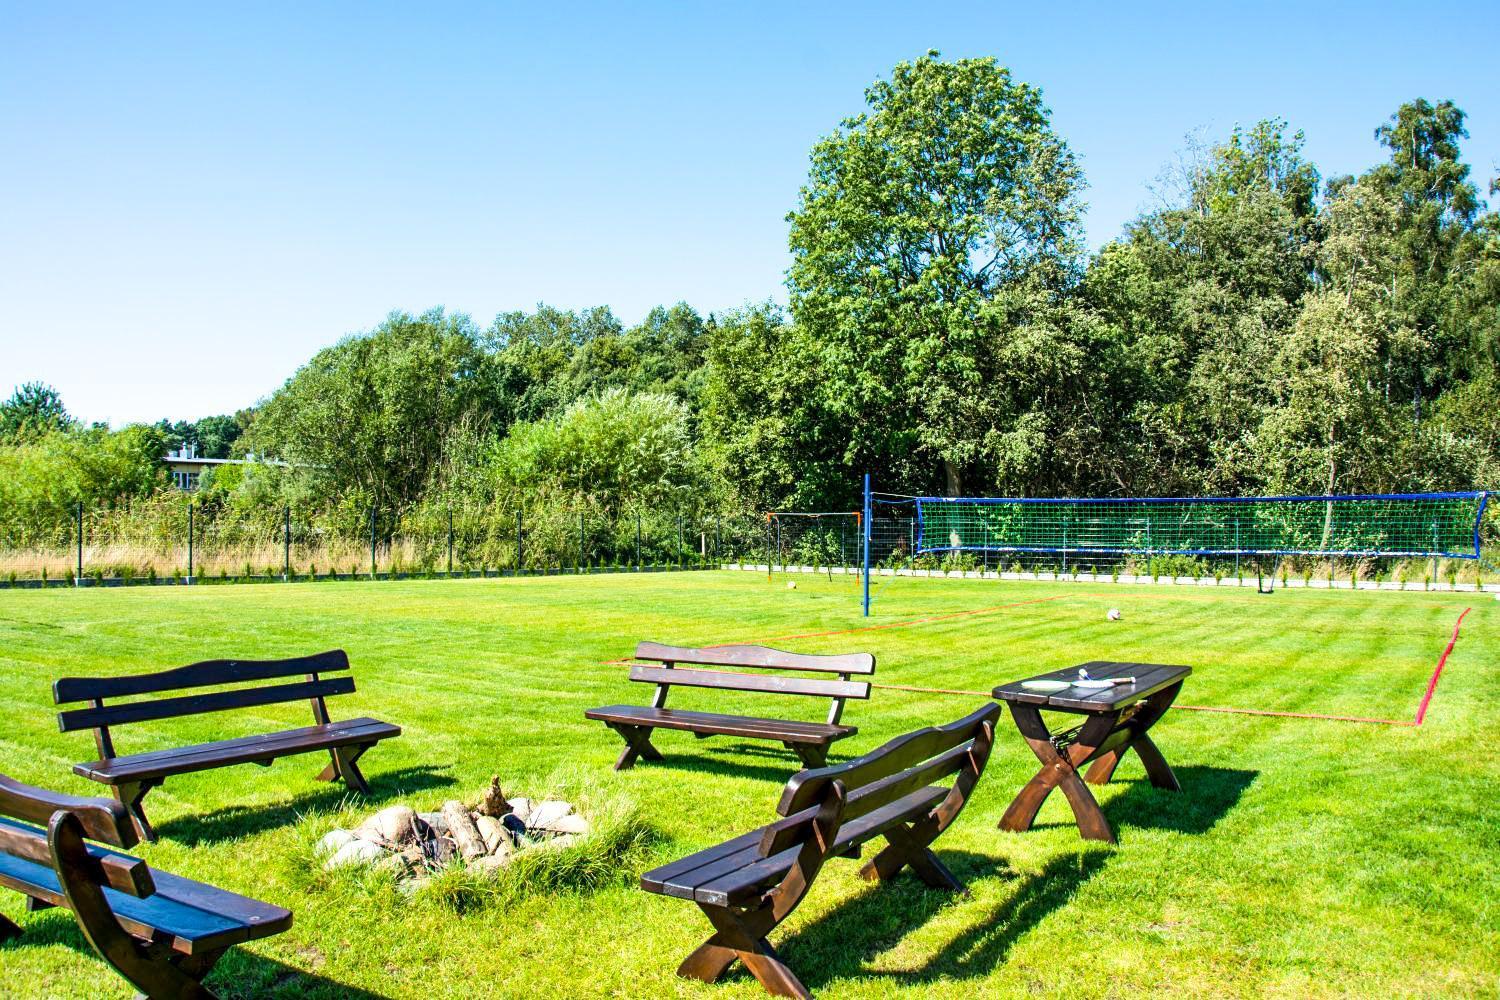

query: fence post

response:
[447,507,454,576]
[283,505,291,582]
[75,502,83,586]
[187,502,194,585]
[862,473,872,616]
[369,505,377,579]
[579,510,586,571]
[516,510,523,574]
[635,513,642,571]
[677,515,683,569]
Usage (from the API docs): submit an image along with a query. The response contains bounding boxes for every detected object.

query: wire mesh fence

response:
[0,498,766,585]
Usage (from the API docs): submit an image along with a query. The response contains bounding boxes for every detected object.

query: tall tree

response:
[0,382,72,442]
[1366,99,1485,416]
[786,53,1086,497]
[246,309,491,520]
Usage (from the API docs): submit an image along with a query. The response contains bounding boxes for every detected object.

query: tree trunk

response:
[943,459,962,498]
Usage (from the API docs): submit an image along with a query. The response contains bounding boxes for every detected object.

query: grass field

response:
[1,572,1495,998]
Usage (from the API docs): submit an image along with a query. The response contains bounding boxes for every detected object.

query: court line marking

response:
[601,597,1475,728]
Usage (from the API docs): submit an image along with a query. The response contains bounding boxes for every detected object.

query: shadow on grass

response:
[1,911,392,998]
[762,850,1109,991]
[725,767,1253,991]
[631,739,857,785]
[1026,764,1258,838]
[155,764,456,845]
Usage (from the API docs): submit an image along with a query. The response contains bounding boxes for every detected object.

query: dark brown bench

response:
[586,642,875,771]
[54,649,400,842]
[0,772,292,998]
[642,702,1001,999]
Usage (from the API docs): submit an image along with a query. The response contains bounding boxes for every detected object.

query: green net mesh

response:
[914,493,1488,559]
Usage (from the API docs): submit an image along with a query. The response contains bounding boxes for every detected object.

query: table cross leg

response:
[999,706,1120,844]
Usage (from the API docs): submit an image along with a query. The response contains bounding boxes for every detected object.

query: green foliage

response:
[0,424,168,545]
[787,52,1087,497]
[0,382,72,443]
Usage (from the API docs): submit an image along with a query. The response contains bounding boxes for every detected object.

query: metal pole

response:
[840,520,846,569]
[76,502,83,585]
[677,515,683,569]
[369,505,377,578]
[579,510,586,570]
[187,502,194,584]
[283,505,291,581]
[516,510,523,574]
[635,513,642,570]
[862,473,872,616]
[447,508,454,575]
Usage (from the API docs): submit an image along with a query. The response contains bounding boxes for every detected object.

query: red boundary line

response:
[1413,606,1471,726]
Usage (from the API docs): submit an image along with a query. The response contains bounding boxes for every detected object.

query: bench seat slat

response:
[0,822,291,955]
[645,785,951,907]
[71,718,400,784]
[584,706,854,745]
[58,677,357,733]
[628,666,870,700]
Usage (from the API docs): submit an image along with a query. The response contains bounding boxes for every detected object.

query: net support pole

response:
[283,505,291,582]
[862,473,872,617]
[75,502,83,586]
[448,508,454,575]
[186,502,194,585]
[369,505,377,578]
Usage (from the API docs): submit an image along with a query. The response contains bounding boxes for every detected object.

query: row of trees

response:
[3,54,1496,557]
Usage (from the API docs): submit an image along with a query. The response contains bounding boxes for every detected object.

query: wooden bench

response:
[586,642,875,771]
[641,702,1001,999]
[54,649,401,842]
[0,772,292,998]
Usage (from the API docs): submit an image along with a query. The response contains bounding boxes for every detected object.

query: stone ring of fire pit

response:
[316,777,589,881]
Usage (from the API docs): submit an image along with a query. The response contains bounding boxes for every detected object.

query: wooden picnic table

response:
[992,661,1190,844]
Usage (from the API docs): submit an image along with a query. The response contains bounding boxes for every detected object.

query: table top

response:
[992,661,1191,713]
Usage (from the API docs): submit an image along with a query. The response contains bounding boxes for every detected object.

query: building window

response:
[172,471,200,491]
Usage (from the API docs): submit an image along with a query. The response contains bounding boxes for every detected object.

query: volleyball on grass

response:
[1107,608,1122,621]
[786,581,797,590]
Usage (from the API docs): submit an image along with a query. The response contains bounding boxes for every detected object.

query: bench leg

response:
[785,743,827,769]
[860,822,963,892]
[0,911,21,942]
[112,781,161,844]
[681,905,810,1000]
[605,724,663,771]
[50,812,226,999]
[317,744,372,794]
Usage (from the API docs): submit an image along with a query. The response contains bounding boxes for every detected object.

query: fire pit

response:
[316,777,590,881]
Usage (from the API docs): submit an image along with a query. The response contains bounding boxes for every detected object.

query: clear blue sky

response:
[2,2,1496,426]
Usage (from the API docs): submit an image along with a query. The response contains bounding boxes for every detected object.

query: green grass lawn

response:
[1,572,1495,998]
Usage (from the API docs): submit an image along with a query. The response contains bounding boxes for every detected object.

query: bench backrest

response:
[759,701,1001,859]
[0,773,154,902]
[631,642,875,725]
[54,649,354,760]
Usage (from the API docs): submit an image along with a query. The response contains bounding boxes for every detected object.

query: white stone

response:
[471,852,514,874]
[507,798,532,823]
[356,805,419,846]
[525,800,572,830]
[325,838,387,869]
[538,813,589,836]
[315,829,357,857]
